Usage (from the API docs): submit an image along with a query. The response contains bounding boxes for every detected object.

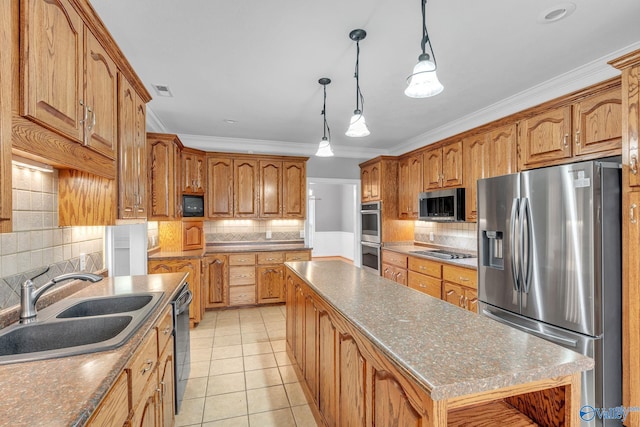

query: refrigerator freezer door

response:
[520,163,597,336]
[478,173,520,314]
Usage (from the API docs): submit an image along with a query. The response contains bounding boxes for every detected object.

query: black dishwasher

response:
[172,283,192,414]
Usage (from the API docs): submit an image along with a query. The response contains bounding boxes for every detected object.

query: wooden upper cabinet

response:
[182,220,204,250]
[207,157,233,218]
[573,86,622,157]
[118,75,146,219]
[21,0,84,143]
[463,134,489,221]
[424,141,463,190]
[21,0,118,159]
[361,162,381,202]
[0,0,11,232]
[398,155,422,219]
[148,134,181,220]
[283,161,306,218]
[488,123,518,177]
[181,149,206,194]
[519,106,572,168]
[259,160,282,218]
[84,30,117,159]
[234,159,259,217]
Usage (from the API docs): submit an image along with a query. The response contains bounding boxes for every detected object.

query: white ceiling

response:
[90,0,640,158]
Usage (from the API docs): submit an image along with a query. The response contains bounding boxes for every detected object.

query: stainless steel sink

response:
[0,292,165,365]
[56,294,155,318]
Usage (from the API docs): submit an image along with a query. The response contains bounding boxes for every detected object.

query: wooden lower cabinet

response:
[381,263,407,286]
[318,310,337,427]
[257,265,285,303]
[443,282,478,312]
[129,373,160,427]
[408,271,441,298]
[339,334,366,426]
[87,371,129,426]
[148,259,203,325]
[203,255,228,308]
[158,341,175,427]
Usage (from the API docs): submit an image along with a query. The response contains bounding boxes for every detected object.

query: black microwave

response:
[418,188,465,222]
[183,194,204,217]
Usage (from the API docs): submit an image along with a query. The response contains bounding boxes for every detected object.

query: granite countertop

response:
[383,243,478,269]
[147,242,312,260]
[285,261,593,401]
[0,273,188,427]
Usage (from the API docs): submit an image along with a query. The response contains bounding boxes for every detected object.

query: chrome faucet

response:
[20,269,103,323]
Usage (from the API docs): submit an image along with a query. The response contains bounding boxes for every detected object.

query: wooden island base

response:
[285,264,584,427]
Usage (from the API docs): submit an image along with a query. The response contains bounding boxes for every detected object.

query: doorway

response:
[306,178,361,267]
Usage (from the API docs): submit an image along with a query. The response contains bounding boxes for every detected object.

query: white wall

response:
[310,231,355,261]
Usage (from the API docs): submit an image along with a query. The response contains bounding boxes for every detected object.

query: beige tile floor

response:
[175,305,319,427]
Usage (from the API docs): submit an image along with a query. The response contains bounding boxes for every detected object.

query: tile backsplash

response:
[205,219,304,243]
[414,221,477,252]
[0,165,104,311]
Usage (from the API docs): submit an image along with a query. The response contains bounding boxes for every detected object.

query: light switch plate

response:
[266,230,272,239]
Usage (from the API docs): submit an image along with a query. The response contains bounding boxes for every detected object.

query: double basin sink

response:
[0,292,165,364]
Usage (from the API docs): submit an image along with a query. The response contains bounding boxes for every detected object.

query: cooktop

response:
[410,249,475,260]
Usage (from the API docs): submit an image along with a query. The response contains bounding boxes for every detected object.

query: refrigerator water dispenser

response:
[482,230,503,269]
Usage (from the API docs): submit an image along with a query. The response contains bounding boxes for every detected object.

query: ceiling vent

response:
[152,84,173,97]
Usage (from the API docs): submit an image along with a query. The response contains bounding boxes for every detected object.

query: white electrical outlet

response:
[80,253,87,271]
[266,230,272,239]
[299,230,305,238]
[429,232,435,242]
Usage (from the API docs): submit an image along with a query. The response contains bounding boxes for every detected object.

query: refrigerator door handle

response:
[482,309,579,348]
[509,198,520,291]
[521,198,532,294]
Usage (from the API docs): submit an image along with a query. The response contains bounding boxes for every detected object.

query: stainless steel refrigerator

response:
[477,159,622,427]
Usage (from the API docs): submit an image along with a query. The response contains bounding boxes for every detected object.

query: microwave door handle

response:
[509,198,520,292]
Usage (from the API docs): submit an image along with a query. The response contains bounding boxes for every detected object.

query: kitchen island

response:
[285,261,593,426]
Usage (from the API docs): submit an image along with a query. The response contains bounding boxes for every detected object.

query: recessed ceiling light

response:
[223,119,238,124]
[152,84,173,97]
[538,3,576,23]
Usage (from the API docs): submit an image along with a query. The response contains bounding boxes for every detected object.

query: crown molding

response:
[145,106,168,133]
[177,133,387,159]
[390,40,640,155]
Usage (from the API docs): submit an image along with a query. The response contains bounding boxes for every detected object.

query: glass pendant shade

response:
[315,137,334,157]
[405,56,444,98]
[345,110,370,137]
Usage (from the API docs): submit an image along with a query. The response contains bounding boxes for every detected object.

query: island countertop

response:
[0,273,188,427]
[285,260,593,401]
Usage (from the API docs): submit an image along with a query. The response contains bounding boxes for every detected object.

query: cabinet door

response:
[134,100,147,218]
[488,123,517,177]
[318,310,337,427]
[0,0,11,232]
[294,284,305,369]
[407,272,441,299]
[409,155,422,216]
[370,163,381,201]
[423,148,443,190]
[21,0,84,143]
[625,191,640,418]
[443,282,465,309]
[373,371,422,427]
[257,265,285,303]
[283,161,306,218]
[520,106,572,168]
[159,345,175,427]
[85,31,117,159]
[464,134,489,221]
[398,158,411,218]
[234,159,259,217]
[304,295,319,403]
[259,160,282,218]
[442,140,463,188]
[207,157,233,218]
[118,76,137,219]
[204,255,228,308]
[148,138,178,220]
[182,221,203,250]
[573,87,622,157]
[182,152,205,194]
[286,274,295,351]
[129,377,159,427]
[465,288,479,313]
[339,334,366,427]
[360,166,371,202]
[87,371,129,427]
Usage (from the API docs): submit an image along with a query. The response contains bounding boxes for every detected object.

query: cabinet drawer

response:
[87,371,128,427]
[408,257,442,278]
[258,252,284,265]
[229,253,256,266]
[229,266,256,285]
[382,250,408,268]
[128,328,158,408]
[443,265,477,289]
[156,306,173,356]
[229,285,256,306]
[407,272,441,299]
[285,251,311,262]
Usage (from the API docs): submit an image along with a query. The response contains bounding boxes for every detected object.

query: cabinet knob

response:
[575,130,580,146]
[631,203,637,224]
[419,283,426,288]
[459,276,469,282]
[563,134,568,148]
[631,155,638,175]
[459,295,465,307]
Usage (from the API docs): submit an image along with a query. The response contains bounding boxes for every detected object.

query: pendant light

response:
[315,78,334,157]
[405,0,444,98]
[345,29,370,137]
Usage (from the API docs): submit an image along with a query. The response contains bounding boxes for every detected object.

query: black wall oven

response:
[361,202,381,273]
